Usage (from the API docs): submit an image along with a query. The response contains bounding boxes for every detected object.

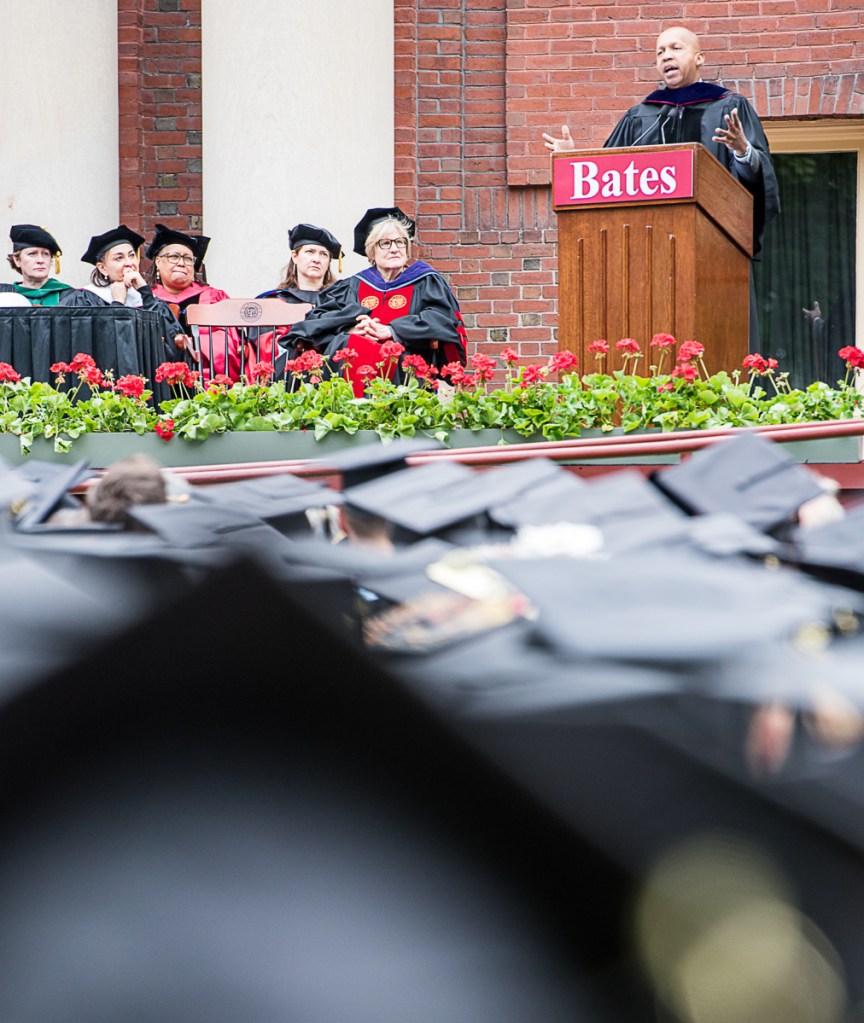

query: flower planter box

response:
[0,429,860,470]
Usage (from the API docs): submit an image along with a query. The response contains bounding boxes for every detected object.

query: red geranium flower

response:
[379,340,405,362]
[677,340,705,363]
[69,352,97,372]
[402,354,436,380]
[671,363,698,382]
[82,366,107,389]
[154,418,175,441]
[742,353,769,374]
[293,350,325,374]
[587,339,609,354]
[766,358,778,371]
[838,346,864,369]
[331,347,358,364]
[208,374,233,390]
[616,337,641,354]
[650,332,676,349]
[115,374,147,399]
[0,362,21,383]
[500,347,520,363]
[155,362,198,388]
[246,362,275,384]
[355,364,377,381]
[470,352,497,383]
[548,350,578,374]
[50,361,71,375]
[520,364,546,385]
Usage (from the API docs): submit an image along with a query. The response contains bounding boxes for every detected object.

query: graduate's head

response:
[8,224,61,287]
[655,26,704,90]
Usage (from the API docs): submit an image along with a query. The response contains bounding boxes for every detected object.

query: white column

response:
[202,0,395,297]
[0,0,119,288]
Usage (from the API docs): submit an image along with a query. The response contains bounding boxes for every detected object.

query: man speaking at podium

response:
[543,25,779,260]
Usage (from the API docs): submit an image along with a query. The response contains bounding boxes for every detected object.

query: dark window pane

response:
[754,151,856,389]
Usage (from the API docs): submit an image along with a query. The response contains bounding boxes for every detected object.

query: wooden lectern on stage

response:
[551,143,753,374]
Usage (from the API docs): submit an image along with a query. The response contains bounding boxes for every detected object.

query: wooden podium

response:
[552,143,753,374]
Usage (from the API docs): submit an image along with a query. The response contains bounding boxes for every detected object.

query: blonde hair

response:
[364,218,413,264]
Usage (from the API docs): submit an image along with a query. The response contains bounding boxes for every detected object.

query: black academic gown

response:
[257,286,323,306]
[285,261,468,372]
[604,83,779,259]
[59,285,186,360]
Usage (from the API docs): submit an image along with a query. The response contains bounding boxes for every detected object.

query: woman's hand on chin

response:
[109,281,128,304]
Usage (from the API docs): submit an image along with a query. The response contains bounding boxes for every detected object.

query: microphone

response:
[659,106,678,144]
[630,110,666,147]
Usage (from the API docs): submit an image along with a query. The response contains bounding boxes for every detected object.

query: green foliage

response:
[1,344,863,455]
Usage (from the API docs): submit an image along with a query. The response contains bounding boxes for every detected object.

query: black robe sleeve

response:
[284,278,367,353]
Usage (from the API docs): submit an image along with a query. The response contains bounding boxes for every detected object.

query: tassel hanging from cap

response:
[54,253,61,275]
[338,250,343,276]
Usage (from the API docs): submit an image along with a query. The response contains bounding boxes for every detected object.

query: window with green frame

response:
[754,121,862,391]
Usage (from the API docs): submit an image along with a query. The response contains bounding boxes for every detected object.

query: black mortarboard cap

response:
[128,499,290,555]
[353,206,416,256]
[288,223,343,261]
[787,503,864,589]
[81,225,146,265]
[324,437,443,490]
[145,223,211,271]
[343,458,562,537]
[10,223,61,255]
[651,432,826,531]
[13,459,93,532]
[0,556,627,1022]
[195,473,342,536]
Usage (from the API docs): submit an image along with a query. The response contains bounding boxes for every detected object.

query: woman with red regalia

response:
[284,207,467,394]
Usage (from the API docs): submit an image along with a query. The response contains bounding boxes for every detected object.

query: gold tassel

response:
[338,251,343,276]
[54,252,61,275]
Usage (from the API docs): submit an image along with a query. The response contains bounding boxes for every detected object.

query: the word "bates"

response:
[553,149,694,207]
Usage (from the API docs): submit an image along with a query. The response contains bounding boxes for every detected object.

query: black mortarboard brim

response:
[490,550,841,665]
[0,557,627,1022]
[81,225,146,265]
[13,459,93,532]
[145,222,211,271]
[324,436,443,490]
[651,432,826,532]
[352,206,416,256]
[343,458,562,537]
[288,223,343,261]
[128,500,291,555]
[489,471,588,528]
[194,473,342,536]
[10,223,61,255]
[786,503,864,588]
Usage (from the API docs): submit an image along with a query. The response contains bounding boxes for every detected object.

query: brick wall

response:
[395,0,864,365]
[117,0,203,249]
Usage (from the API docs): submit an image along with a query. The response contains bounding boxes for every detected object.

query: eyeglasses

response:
[376,238,408,251]
[158,252,196,266]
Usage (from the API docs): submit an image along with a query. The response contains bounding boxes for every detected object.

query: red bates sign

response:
[553,149,694,208]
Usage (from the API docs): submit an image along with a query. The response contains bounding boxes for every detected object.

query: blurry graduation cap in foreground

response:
[0,556,630,1023]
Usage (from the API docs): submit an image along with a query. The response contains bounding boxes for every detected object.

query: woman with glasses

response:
[145,224,240,381]
[60,225,186,360]
[285,207,467,392]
